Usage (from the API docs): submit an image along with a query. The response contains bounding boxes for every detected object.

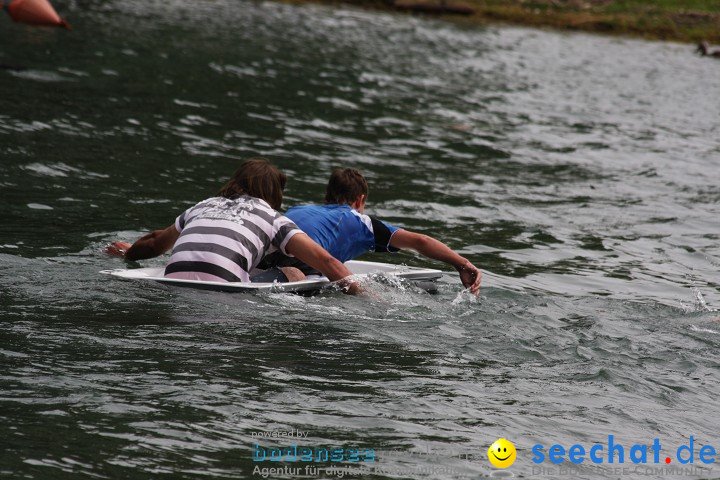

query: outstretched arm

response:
[389,229,481,295]
[284,233,361,294]
[105,225,179,261]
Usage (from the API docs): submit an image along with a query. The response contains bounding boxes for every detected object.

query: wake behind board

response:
[100,260,443,294]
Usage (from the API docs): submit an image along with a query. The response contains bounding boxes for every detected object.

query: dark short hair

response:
[324,168,368,205]
[217,158,287,210]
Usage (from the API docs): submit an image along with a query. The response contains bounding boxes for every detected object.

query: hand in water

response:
[458,262,482,296]
[105,241,132,257]
[338,275,364,296]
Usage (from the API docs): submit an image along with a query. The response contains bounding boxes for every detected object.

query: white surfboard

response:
[100,260,443,294]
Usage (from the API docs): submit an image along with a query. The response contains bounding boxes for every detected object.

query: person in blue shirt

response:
[260,168,482,295]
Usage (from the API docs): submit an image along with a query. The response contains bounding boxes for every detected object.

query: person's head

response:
[324,167,368,212]
[217,158,287,210]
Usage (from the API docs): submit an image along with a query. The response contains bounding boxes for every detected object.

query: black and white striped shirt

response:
[164,195,302,283]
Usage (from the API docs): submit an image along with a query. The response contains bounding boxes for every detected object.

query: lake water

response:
[1,1,720,479]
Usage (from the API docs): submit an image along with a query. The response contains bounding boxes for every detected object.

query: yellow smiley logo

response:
[488,438,516,468]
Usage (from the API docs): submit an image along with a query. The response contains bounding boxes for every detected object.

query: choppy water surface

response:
[1,1,720,479]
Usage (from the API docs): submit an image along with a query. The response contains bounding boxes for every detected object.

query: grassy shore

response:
[281,0,720,43]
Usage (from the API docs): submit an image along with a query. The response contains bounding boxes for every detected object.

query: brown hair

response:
[217,158,287,210]
[324,167,368,205]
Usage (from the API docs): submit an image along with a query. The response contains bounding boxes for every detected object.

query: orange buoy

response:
[4,0,71,29]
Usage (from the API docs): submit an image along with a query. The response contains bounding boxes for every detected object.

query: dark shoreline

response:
[275,0,720,44]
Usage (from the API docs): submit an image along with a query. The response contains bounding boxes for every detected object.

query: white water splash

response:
[689,325,720,335]
[450,288,479,305]
[692,287,717,312]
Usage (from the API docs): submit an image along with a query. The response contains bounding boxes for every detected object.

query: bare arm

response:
[389,229,481,295]
[106,225,179,261]
[284,233,361,294]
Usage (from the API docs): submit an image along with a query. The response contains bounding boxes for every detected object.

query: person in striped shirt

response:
[106,158,359,293]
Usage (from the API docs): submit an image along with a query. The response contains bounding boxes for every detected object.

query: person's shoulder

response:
[286,204,312,212]
[287,203,343,211]
[285,203,354,221]
[189,196,223,209]
[241,195,278,214]
[346,208,374,230]
[286,203,345,216]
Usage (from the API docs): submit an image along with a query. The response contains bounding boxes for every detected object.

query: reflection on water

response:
[1,1,720,479]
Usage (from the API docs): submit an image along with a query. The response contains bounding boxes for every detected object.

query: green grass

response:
[461,0,720,42]
[281,0,720,43]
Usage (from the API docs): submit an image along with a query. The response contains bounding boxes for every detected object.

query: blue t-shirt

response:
[285,204,401,263]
